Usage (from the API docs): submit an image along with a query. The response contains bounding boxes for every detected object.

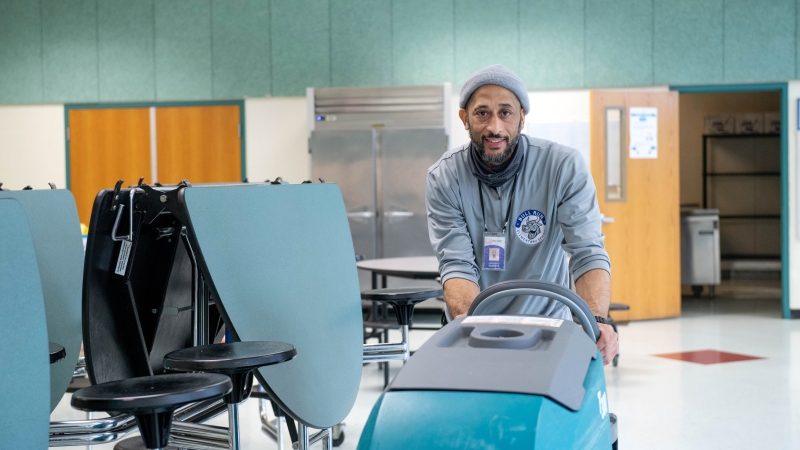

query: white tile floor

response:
[52,280,800,449]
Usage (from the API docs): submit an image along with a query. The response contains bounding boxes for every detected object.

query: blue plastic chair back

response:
[180,183,363,428]
[0,190,84,411]
[0,199,50,448]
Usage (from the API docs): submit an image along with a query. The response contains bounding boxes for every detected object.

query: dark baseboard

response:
[791,310,800,319]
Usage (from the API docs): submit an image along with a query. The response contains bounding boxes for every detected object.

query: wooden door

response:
[69,108,151,225]
[590,91,681,321]
[155,106,241,185]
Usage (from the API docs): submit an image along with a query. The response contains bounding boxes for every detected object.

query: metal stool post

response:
[228,402,240,450]
[297,423,309,450]
[401,324,410,364]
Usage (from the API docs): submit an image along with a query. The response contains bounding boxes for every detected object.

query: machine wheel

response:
[609,413,618,449]
[332,431,345,447]
[691,285,703,297]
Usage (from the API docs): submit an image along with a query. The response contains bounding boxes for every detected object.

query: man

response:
[426,65,618,364]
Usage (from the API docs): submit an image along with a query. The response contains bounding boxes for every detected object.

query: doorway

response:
[65,101,245,225]
[674,85,788,318]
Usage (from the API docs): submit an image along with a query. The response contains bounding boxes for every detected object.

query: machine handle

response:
[698,230,715,235]
[600,214,614,223]
[467,280,600,342]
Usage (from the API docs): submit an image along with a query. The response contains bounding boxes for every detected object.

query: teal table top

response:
[0,199,50,447]
[182,183,363,428]
[0,190,84,411]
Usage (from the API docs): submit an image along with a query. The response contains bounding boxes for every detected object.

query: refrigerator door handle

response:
[347,211,376,219]
[384,211,414,218]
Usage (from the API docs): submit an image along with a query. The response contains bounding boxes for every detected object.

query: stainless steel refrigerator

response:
[308,84,452,288]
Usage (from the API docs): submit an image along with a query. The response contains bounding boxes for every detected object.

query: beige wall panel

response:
[0,104,66,190]
[245,97,310,183]
[788,82,800,310]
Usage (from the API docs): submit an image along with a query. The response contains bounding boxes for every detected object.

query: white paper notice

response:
[461,316,563,327]
[629,107,658,159]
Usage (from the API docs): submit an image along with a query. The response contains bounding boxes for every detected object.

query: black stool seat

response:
[361,287,443,326]
[164,342,296,405]
[72,373,231,450]
[360,287,443,303]
[163,341,296,373]
[71,373,231,414]
[49,342,66,364]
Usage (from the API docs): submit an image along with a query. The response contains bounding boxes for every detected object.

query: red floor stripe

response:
[653,349,764,365]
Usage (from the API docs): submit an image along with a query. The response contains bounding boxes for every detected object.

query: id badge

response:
[483,233,506,271]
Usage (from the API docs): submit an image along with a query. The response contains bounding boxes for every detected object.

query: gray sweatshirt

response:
[426,134,611,319]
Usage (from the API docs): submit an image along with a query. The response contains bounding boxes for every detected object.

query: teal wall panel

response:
[42,0,98,103]
[392,0,454,86]
[654,0,723,85]
[8,0,800,104]
[212,0,270,99]
[455,0,519,86]
[331,0,392,87]
[155,0,212,100]
[585,0,653,87]
[0,0,43,103]
[98,0,155,101]
[519,0,584,90]
[724,0,795,82]
[271,0,330,96]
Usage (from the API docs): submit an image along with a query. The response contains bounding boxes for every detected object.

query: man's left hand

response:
[596,323,618,365]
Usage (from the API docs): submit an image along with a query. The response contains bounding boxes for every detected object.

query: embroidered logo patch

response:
[515,210,546,245]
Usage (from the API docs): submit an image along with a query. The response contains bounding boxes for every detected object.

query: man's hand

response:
[443,278,480,318]
[596,323,618,365]
[575,269,617,365]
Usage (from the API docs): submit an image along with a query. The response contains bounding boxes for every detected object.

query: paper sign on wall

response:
[629,107,658,159]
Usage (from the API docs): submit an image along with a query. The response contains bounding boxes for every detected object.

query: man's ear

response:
[519,109,526,130]
[458,109,468,130]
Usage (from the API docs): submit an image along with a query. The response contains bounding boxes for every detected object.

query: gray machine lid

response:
[389,316,597,411]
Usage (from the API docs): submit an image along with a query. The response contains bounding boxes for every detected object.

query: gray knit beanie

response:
[459,64,529,112]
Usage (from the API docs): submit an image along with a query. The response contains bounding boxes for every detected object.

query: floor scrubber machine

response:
[358,280,618,449]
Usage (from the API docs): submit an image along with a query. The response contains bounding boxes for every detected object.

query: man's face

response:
[459,84,526,166]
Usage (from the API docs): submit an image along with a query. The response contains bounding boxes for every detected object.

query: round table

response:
[356,256,440,289]
[356,257,443,387]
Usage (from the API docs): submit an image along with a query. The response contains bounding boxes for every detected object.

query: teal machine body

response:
[357,281,616,450]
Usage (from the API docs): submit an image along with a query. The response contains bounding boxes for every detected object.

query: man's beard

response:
[468,120,523,166]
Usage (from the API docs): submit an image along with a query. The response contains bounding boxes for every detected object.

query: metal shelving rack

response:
[702,133,781,260]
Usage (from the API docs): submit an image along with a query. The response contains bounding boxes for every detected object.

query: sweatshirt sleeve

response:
[555,149,612,280]
[425,167,480,285]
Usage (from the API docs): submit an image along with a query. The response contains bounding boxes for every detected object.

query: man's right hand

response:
[443,278,481,318]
